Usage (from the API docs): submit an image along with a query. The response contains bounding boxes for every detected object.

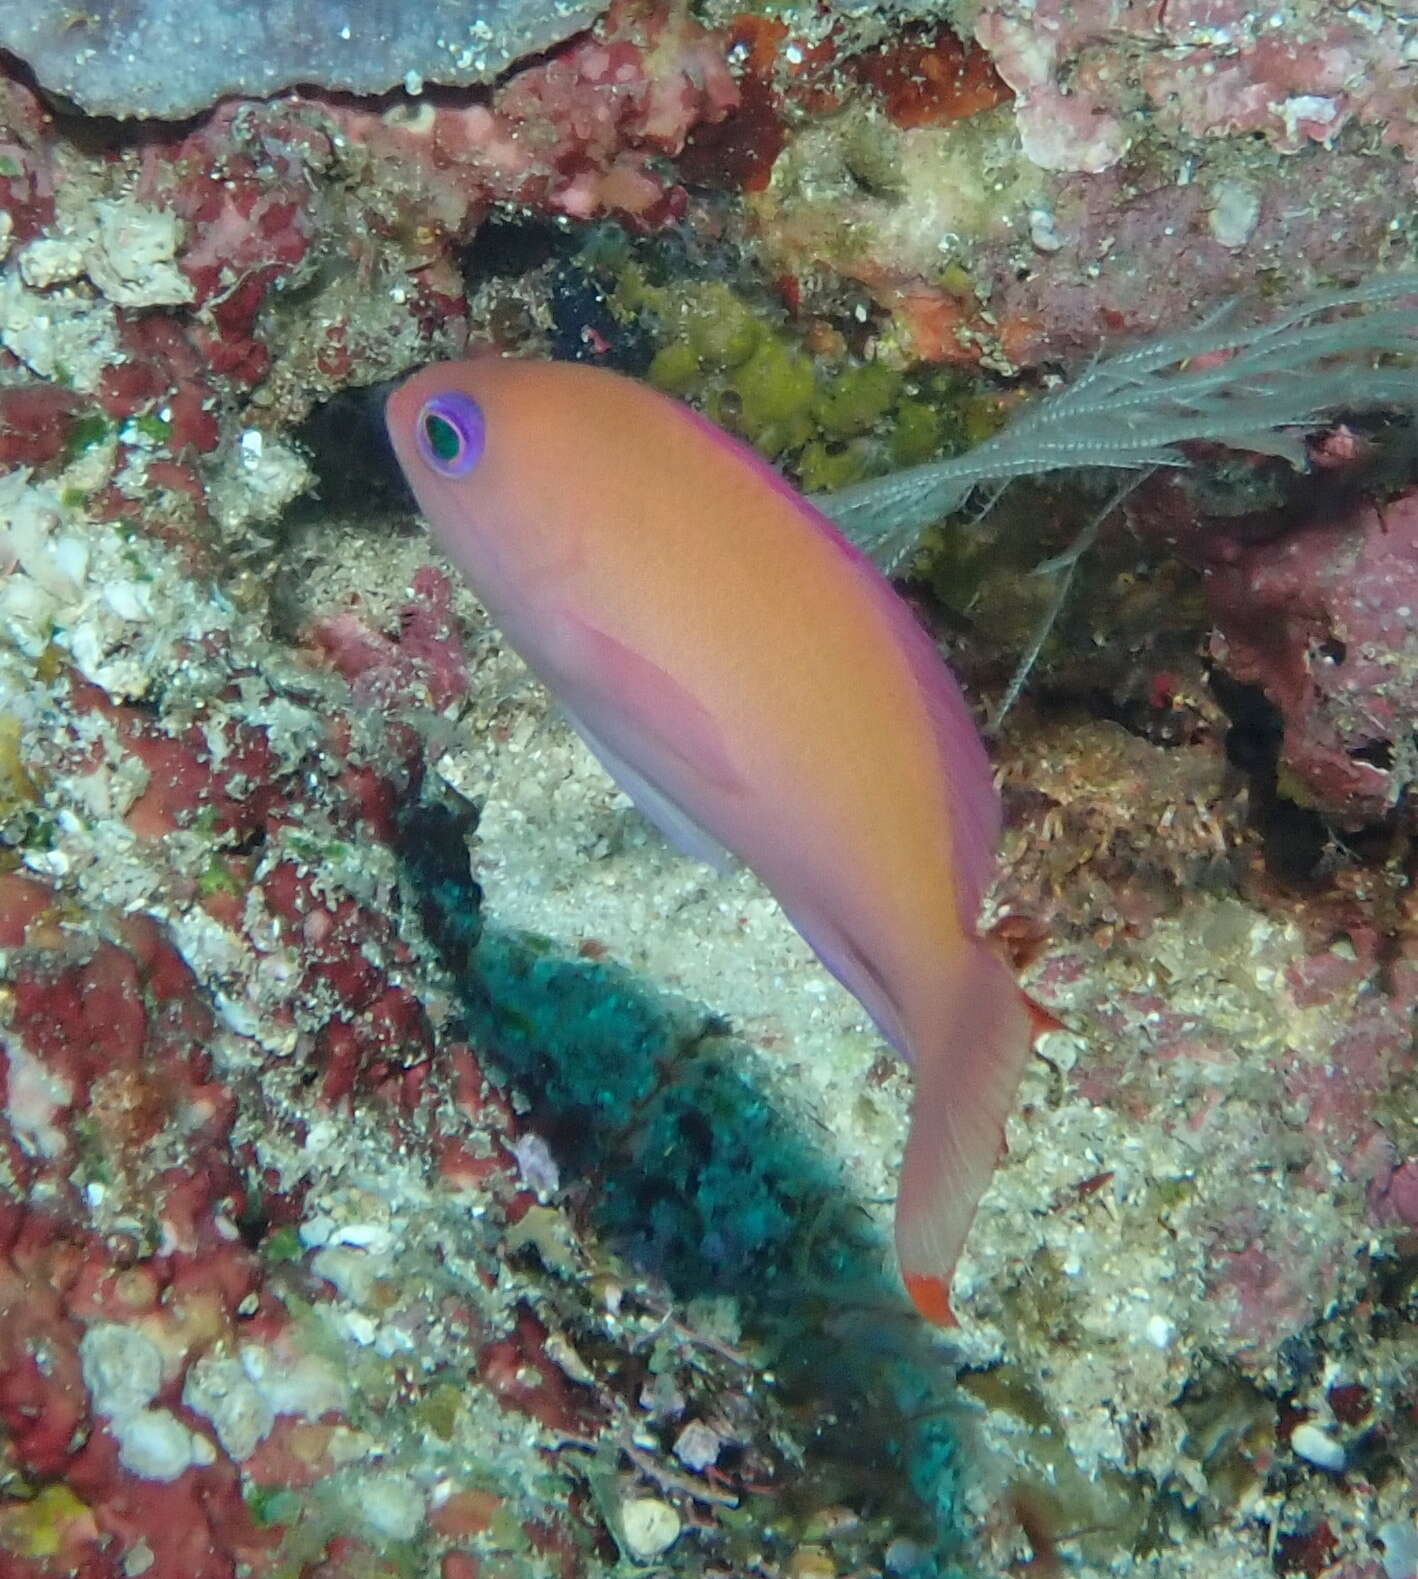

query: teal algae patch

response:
[468,923,975,1569]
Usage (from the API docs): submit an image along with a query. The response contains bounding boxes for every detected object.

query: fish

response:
[385,355,1041,1323]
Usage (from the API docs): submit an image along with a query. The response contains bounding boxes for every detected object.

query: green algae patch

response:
[814,361,903,438]
[730,338,817,452]
[0,1485,96,1559]
[62,410,112,465]
[647,342,700,395]
[685,284,764,369]
[127,411,173,444]
[197,855,247,898]
[605,249,1009,497]
[262,1224,304,1264]
[247,1485,305,1530]
[797,438,873,494]
[888,399,945,467]
[415,1380,464,1441]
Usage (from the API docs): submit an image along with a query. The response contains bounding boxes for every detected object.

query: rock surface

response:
[0,0,604,119]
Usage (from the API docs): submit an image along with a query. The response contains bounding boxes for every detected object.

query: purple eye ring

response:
[416,391,486,478]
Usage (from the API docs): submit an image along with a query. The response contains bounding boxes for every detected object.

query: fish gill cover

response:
[0,0,605,120]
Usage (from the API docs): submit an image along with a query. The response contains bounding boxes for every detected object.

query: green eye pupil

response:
[424,414,461,463]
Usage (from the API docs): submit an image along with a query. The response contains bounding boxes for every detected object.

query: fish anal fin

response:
[777,900,911,1059]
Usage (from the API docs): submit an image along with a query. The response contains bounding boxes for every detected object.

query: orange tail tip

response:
[896,947,1037,1326]
[1024,992,1065,1039]
[904,1271,958,1327]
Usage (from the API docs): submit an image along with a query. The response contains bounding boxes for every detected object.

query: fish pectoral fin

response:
[557,614,744,792]
[554,613,744,871]
[563,705,737,873]
[896,947,1037,1326]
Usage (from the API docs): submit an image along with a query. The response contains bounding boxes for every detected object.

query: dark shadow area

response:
[461,211,573,280]
[392,784,976,1568]
[470,926,970,1561]
[1209,668,1334,884]
[289,380,415,520]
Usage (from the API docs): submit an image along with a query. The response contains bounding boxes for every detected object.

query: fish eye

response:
[416,392,486,478]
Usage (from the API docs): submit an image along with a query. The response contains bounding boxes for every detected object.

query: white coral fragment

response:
[210,431,313,532]
[183,1351,276,1461]
[1208,178,1261,249]
[0,264,122,387]
[85,199,194,308]
[0,469,89,655]
[19,234,86,289]
[79,1323,165,1418]
[0,469,87,600]
[113,1408,216,1481]
[3,1035,74,1159]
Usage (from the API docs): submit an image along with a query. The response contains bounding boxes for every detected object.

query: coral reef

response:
[974,0,1418,173]
[691,0,1418,365]
[0,3,737,553]
[0,484,975,1575]
[1200,484,1418,826]
[0,0,1416,1574]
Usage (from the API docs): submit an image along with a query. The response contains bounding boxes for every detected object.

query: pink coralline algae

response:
[1205,976,1414,1353]
[0,907,290,1576]
[975,0,1418,175]
[1377,1159,1418,1231]
[1024,937,1413,1367]
[260,857,438,1108]
[0,4,735,532]
[722,0,1414,375]
[156,119,322,389]
[322,0,737,230]
[146,0,737,271]
[974,0,1154,174]
[1204,485,1418,825]
[0,386,84,469]
[1141,7,1418,162]
[0,644,604,1572]
[311,567,471,714]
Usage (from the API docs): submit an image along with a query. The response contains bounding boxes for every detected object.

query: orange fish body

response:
[387,357,1036,1321]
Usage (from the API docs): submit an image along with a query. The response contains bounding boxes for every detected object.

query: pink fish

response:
[386,356,1042,1323]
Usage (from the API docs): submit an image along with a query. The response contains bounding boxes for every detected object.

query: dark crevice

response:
[1209,668,1329,883]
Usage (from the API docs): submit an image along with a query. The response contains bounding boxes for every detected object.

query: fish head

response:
[385,357,590,619]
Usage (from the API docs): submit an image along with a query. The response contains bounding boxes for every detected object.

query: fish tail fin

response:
[896,945,1042,1326]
